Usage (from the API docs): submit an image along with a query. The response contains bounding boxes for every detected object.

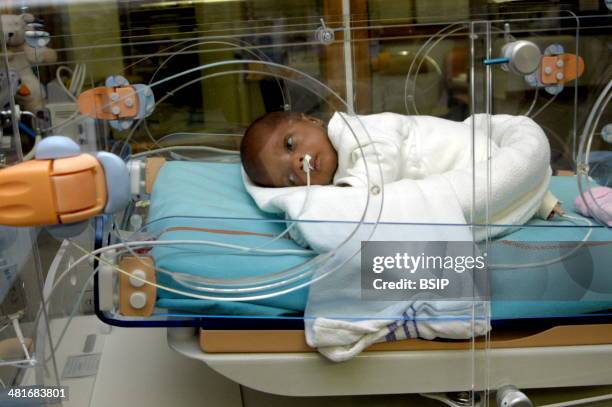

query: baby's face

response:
[253,117,338,187]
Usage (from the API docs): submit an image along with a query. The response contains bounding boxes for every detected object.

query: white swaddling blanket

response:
[329,111,496,187]
[243,113,551,361]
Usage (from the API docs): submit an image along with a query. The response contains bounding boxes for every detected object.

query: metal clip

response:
[315,18,335,45]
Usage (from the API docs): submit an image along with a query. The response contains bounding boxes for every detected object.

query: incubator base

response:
[169,327,612,397]
[198,323,612,354]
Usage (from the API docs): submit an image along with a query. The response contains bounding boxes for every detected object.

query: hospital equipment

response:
[0,1,611,406]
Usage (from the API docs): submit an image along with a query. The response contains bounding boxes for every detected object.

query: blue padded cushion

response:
[149,162,612,320]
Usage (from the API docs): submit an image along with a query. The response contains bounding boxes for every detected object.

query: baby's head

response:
[241,111,338,187]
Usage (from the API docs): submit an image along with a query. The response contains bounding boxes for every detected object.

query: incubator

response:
[0,0,611,405]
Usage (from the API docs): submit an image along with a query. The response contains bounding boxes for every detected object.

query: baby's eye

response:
[285,136,294,151]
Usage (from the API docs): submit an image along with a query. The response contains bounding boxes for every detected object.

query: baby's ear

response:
[305,115,324,127]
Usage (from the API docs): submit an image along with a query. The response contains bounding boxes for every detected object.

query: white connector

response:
[303,154,313,174]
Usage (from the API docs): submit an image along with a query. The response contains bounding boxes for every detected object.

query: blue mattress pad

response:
[148,161,612,320]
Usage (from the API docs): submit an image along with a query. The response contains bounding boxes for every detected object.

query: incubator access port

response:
[0,136,130,228]
[0,154,106,226]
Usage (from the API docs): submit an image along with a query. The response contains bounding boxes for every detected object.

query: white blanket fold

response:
[243,114,551,361]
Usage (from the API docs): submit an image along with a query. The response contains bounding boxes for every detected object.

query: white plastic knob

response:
[556,72,564,80]
[555,59,564,68]
[111,106,121,115]
[125,98,134,107]
[110,92,120,101]
[129,269,147,288]
[544,66,553,75]
[129,292,147,309]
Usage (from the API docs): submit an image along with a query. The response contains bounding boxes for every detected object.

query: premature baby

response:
[240,111,562,219]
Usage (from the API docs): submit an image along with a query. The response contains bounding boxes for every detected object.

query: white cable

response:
[130,145,239,158]
[538,393,612,407]
[68,64,79,94]
[530,92,558,119]
[76,64,86,95]
[0,322,10,334]
[10,316,32,364]
[111,222,319,295]
[0,378,5,388]
[66,240,328,302]
[243,153,312,248]
[45,239,312,303]
[43,272,95,364]
[523,85,539,116]
[56,66,77,102]
[489,214,592,270]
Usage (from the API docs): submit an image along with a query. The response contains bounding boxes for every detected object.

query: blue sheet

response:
[149,161,612,319]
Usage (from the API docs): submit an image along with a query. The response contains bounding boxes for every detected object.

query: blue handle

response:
[483,57,510,65]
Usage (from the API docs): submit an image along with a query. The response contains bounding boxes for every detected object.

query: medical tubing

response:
[113,224,322,290]
[47,60,329,162]
[53,62,379,296]
[130,66,377,233]
[43,111,80,134]
[130,145,240,158]
[529,92,558,119]
[169,156,314,291]
[120,67,299,163]
[33,266,99,365]
[523,86,539,116]
[114,220,319,288]
[56,65,77,102]
[119,39,290,158]
[43,271,96,365]
[407,29,458,115]
[125,112,382,290]
[67,240,340,302]
[75,117,380,297]
[11,318,31,362]
[226,154,313,254]
[32,261,104,367]
[47,239,310,302]
[149,39,288,110]
[123,38,195,73]
[146,60,337,98]
[576,79,612,226]
[403,23,461,113]
[539,393,612,407]
[404,24,467,115]
[488,214,592,270]
[156,131,242,143]
[110,224,327,293]
[137,130,241,160]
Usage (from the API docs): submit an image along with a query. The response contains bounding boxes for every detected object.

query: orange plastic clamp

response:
[0,154,107,226]
[540,53,585,85]
[78,86,140,120]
